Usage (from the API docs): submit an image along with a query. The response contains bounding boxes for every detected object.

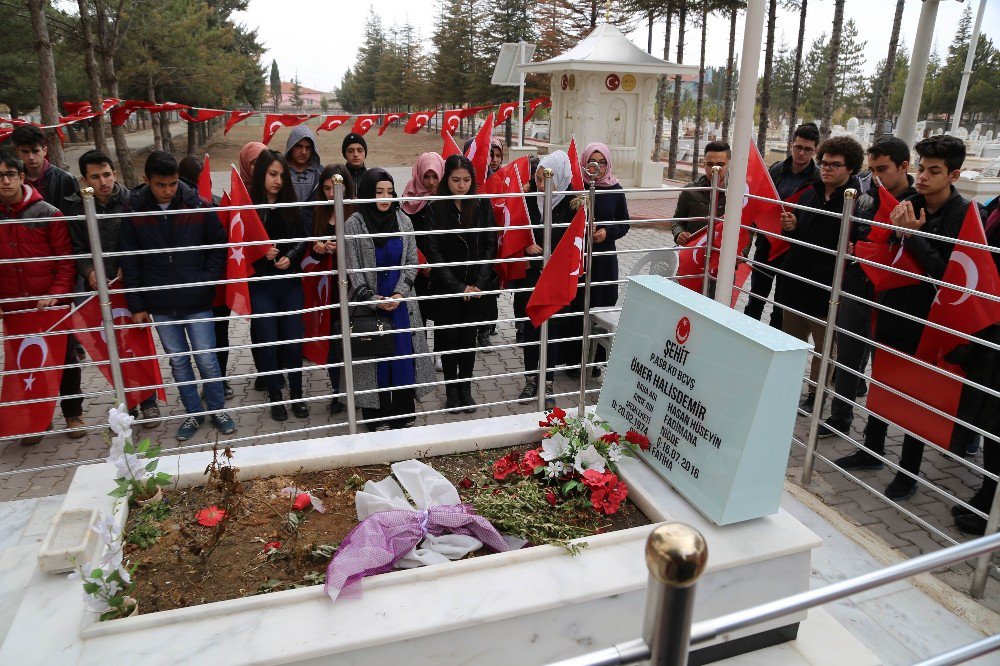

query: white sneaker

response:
[434,355,443,372]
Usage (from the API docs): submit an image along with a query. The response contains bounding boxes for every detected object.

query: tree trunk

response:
[692,6,708,181]
[94,0,138,187]
[77,0,109,156]
[667,2,687,180]
[187,120,196,155]
[873,0,905,139]
[787,0,808,151]
[504,116,512,149]
[756,0,777,154]
[27,0,66,168]
[652,4,674,162]
[147,78,163,151]
[820,0,846,141]
[161,112,172,153]
[647,11,654,54]
[722,6,737,142]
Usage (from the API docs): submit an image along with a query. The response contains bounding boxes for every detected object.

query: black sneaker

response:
[328,399,345,415]
[799,392,816,411]
[291,399,309,419]
[519,379,538,401]
[223,381,235,400]
[856,381,869,397]
[955,512,988,536]
[818,418,850,439]
[478,332,494,352]
[834,450,884,471]
[884,474,917,501]
[254,376,266,391]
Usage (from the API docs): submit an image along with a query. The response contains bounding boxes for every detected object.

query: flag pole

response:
[517,42,526,148]
[578,163,600,417]
[702,166,721,297]
[714,0,766,306]
[332,175,358,435]
[82,187,127,409]
[538,169,554,412]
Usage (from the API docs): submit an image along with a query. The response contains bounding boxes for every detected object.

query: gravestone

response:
[970,130,979,142]
[985,157,1000,179]
[987,131,994,141]
[596,276,810,525]
[958,127,969,140]
[846,117,859,135]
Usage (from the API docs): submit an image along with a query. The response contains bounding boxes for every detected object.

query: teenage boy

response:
[65,150,162,428]
[284,125,323,201]
[872,135,985,500]
[745,123,821,328]
[342,133,368,185]
[0,153,81,444]
[10,125,78,213]
[826,137,915,458]
[672,140,730,244]
[119,151,237,441]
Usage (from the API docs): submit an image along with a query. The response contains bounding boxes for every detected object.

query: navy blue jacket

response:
[119,180,226,315]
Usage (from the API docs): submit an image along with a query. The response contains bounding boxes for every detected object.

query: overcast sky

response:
[235,0,999,95]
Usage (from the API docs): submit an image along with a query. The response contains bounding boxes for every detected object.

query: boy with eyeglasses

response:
[744,123,822,328]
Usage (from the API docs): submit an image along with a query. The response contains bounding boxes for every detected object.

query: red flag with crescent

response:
[526,207,587,327]
[226,168,271,316]
[404,110,435,134]
[853,184,922,292]
[179,108,227,123]
[485,157,533,285]
[0,309,70,438]
[68,285,167,410]
[379,112,406,136]
[442,131,462,159]
[523,97,551,124]
[317,115,350,133]
[441,109,465,137]
[351,114,381,136]
[494,102,517,125]
[675,221,750,305]
[465,113,494,187]
[262,114,318,145]
[225,110,255,135]
[301,253,333,366]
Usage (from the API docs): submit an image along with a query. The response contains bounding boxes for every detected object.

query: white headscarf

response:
[538,150,573,208]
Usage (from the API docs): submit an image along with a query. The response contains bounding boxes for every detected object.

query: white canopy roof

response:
[518,23,699,76]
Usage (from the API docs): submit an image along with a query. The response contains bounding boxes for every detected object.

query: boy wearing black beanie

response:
[342,133,368,184]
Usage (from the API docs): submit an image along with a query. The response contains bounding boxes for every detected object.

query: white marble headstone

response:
[846,117,859,135]
[957,127,969,140]
[985,158,1000,179]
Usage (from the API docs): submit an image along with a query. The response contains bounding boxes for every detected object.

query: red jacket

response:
[0,184,75,311]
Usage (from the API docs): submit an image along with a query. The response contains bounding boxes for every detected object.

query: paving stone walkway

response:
[1,181,996,610]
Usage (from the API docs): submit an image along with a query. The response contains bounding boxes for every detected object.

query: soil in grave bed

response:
[124,446,651,614]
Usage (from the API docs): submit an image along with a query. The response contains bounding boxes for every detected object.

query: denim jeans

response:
[153,310,224,414]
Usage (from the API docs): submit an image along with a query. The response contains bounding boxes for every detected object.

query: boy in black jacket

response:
[119,151,237,442]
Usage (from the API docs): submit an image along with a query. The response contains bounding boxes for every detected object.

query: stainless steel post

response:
[801,189,856,484]
[537,168,554,412]
[82,187,127,408]
[332,176,357,434]
[701,166,721,297]
[578,165,598,417]
[643,523,708,666]
[971,478,1000,598]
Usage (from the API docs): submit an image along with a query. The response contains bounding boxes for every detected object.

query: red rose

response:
[292,493,311,511]
[604,473,628,501]
[581,469,607,489]
[459,476,474,489]
[545,489,558,506]
[600,432,620,445]
[625,429,651,451]
[493,453,520,480]
[521,448,545,475]
[590,488,622,515]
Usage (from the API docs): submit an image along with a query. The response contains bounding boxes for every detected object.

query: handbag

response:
[350,307,396,358]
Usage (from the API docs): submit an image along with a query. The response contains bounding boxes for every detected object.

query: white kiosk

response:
[518,22,697,188]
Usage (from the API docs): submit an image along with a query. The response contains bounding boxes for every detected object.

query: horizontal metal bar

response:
[911,633,1000,666]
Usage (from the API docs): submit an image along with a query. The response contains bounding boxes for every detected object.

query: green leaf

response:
[90,568,104,579]
[108,487,129,498]
[145,460,158,472]
[82,582,100,594]
[561,480,579,495]
[108,595,123,607]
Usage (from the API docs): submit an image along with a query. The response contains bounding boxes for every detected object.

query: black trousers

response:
[436,323,477,381]
[744,237,783,329]
[829,291,873,426]
[60,335,83,419]
[362,388,415,429]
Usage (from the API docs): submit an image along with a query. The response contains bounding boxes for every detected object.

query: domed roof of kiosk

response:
[518,23,699,76]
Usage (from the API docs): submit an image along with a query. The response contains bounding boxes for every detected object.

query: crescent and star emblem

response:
[16,336,48,391]
[935,251,979,306]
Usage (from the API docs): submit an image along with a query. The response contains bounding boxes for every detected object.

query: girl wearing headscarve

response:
[562,142,631,377]
[305,164,356,416]
[488,137,505,177]
[401,152,445,326]
[517,150,577,405]
[239,141,267,188]
[424,155,499,413]
[344,169,435,430]
[248,150,311,421]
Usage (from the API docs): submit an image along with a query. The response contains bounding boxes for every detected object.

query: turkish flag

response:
[854,238,923,292]
[441,109,465,136]
[226,168,271,316]
[442,131,462,159]
[567,137,584,191]
[145,102,189,114]
[262,114,318,145]
[68,286,167,409]
[675,220,750,304]
[301,253,333,366]
[526,207,586,327]
[0,309,70,438]
[198,153,213,201]
[379,112,406,136]
[741,140,788,261]
[867,349,963,450]
[465,113,494,187]
[404,110,435,134]
[317,115,350,133]
[351,114,380,136]
[225,110,255,135]
[486,157,534,285]
[494,102,517,125]
[866,184,899,243]
[179,108,227,123]
[110,100,150,127]
[916,202,1000,364]
[523,97,551,124]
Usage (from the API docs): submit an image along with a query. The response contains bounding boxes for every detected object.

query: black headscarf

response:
[356,168,399,248]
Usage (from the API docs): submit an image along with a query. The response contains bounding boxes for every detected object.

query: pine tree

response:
[291,75,303,109]
[269,60,281,111]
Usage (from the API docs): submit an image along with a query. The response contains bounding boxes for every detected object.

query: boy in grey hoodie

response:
[285,124,323,201]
